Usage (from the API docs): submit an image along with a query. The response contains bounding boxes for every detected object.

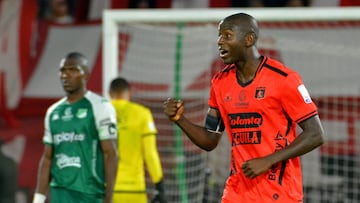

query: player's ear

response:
[109,91,114,99]
[244,31,256,47]
[81,66,90,81]
[127,89,132,101]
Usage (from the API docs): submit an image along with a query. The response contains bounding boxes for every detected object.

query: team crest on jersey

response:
[255,87,266,99]
[62,107,73,121]
[76,109,88,119]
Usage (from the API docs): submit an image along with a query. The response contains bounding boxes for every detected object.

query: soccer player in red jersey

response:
[163,13,325,203]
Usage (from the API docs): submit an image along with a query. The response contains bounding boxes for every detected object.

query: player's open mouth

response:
[219,49,228,57]
[61,80,70,86]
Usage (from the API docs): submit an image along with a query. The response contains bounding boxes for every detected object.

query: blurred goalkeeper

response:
[164,13,325,203]
[109,77,167,203]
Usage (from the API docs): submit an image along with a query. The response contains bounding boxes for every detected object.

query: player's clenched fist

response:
[163,98,184,122]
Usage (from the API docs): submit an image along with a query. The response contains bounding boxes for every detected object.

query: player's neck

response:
[236,57,262,83]
[66,88,87,104]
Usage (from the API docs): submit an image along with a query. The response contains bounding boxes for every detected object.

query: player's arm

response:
[96,101,118,203]
[143,134,167,203]
[100,139,118,203]
[33,145,53,203]
[277,114,325,160]
[143,134,163,183]
[163,98,223,151]
[242,115,325,178]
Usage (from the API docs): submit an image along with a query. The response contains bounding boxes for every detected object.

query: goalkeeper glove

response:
[151,180,167,203]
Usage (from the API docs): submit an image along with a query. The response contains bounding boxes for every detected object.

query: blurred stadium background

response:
[1,1,360,203]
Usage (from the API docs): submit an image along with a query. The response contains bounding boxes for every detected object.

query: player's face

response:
[59,58,86,94]
[217,20,245,64]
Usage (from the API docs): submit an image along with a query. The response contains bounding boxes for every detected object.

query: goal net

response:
[103,8,360,203]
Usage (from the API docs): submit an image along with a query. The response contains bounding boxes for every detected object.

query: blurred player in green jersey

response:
[32,52,118,203]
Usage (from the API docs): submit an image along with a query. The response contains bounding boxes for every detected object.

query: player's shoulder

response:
[46,97,67,113]
[129,101,151,114]
[84,91,116,115]
[261,57,298,77]
[212,64,236,81]
[85,91,111,105]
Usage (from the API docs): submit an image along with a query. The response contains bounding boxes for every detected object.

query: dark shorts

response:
[50,187,103,203]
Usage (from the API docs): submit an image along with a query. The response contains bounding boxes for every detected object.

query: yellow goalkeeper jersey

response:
[111,99,163,192]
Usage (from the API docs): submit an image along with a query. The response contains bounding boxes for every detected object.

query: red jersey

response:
[208,56,318,203]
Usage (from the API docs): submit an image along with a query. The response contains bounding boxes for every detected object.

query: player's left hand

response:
[151,179,168,203]
[151,193,167,203]
[241,157,273,179]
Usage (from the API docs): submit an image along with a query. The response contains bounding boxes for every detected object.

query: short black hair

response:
[63,52,89,72]
[223,12,259,41]
[109,77,130,92]
[225,12,253,22]
[65,52,87,61]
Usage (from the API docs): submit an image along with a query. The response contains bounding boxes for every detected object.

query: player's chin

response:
[62,86,74,93]
[221,58,232,65]
[220,55,231,64]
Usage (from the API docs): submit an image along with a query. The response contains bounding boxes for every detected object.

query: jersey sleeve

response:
[280,72,318,123]
[94,101,118,140]
[142,107,162,183]
[142,108,158,135]
[143,135,163,183]
[208,78,219,109]
[42,108,53,145]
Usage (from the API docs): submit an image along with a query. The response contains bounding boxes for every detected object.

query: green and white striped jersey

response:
[43,91,117,196]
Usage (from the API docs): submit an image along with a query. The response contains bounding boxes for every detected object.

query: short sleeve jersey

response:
[43,91,117,196]
[208,57,318,202]
[111,100,163,192]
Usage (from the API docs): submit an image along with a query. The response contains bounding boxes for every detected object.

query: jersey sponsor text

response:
[231,131,261,146]
[54,132,85,145]
[229,113,262,128]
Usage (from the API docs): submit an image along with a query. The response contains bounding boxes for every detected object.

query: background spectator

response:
[0,138,18,203]
[40,0,75,24]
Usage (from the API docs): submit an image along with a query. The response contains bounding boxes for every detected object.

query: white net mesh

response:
[111,12,360,203]
[117,23,216,203]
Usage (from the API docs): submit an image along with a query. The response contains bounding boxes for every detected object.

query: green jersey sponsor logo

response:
[56,153,81,169]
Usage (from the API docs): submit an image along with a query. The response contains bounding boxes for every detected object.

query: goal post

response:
[102,7,360,203]
[102,7,360,95]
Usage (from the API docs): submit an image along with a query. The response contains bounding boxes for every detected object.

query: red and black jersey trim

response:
[263,64,288,77]
[256,57,288,77]
[213,65,235,80]
[208,106,220,111]
[257,56,288,77]
[221,64,235,73]
[296,111,318,123]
